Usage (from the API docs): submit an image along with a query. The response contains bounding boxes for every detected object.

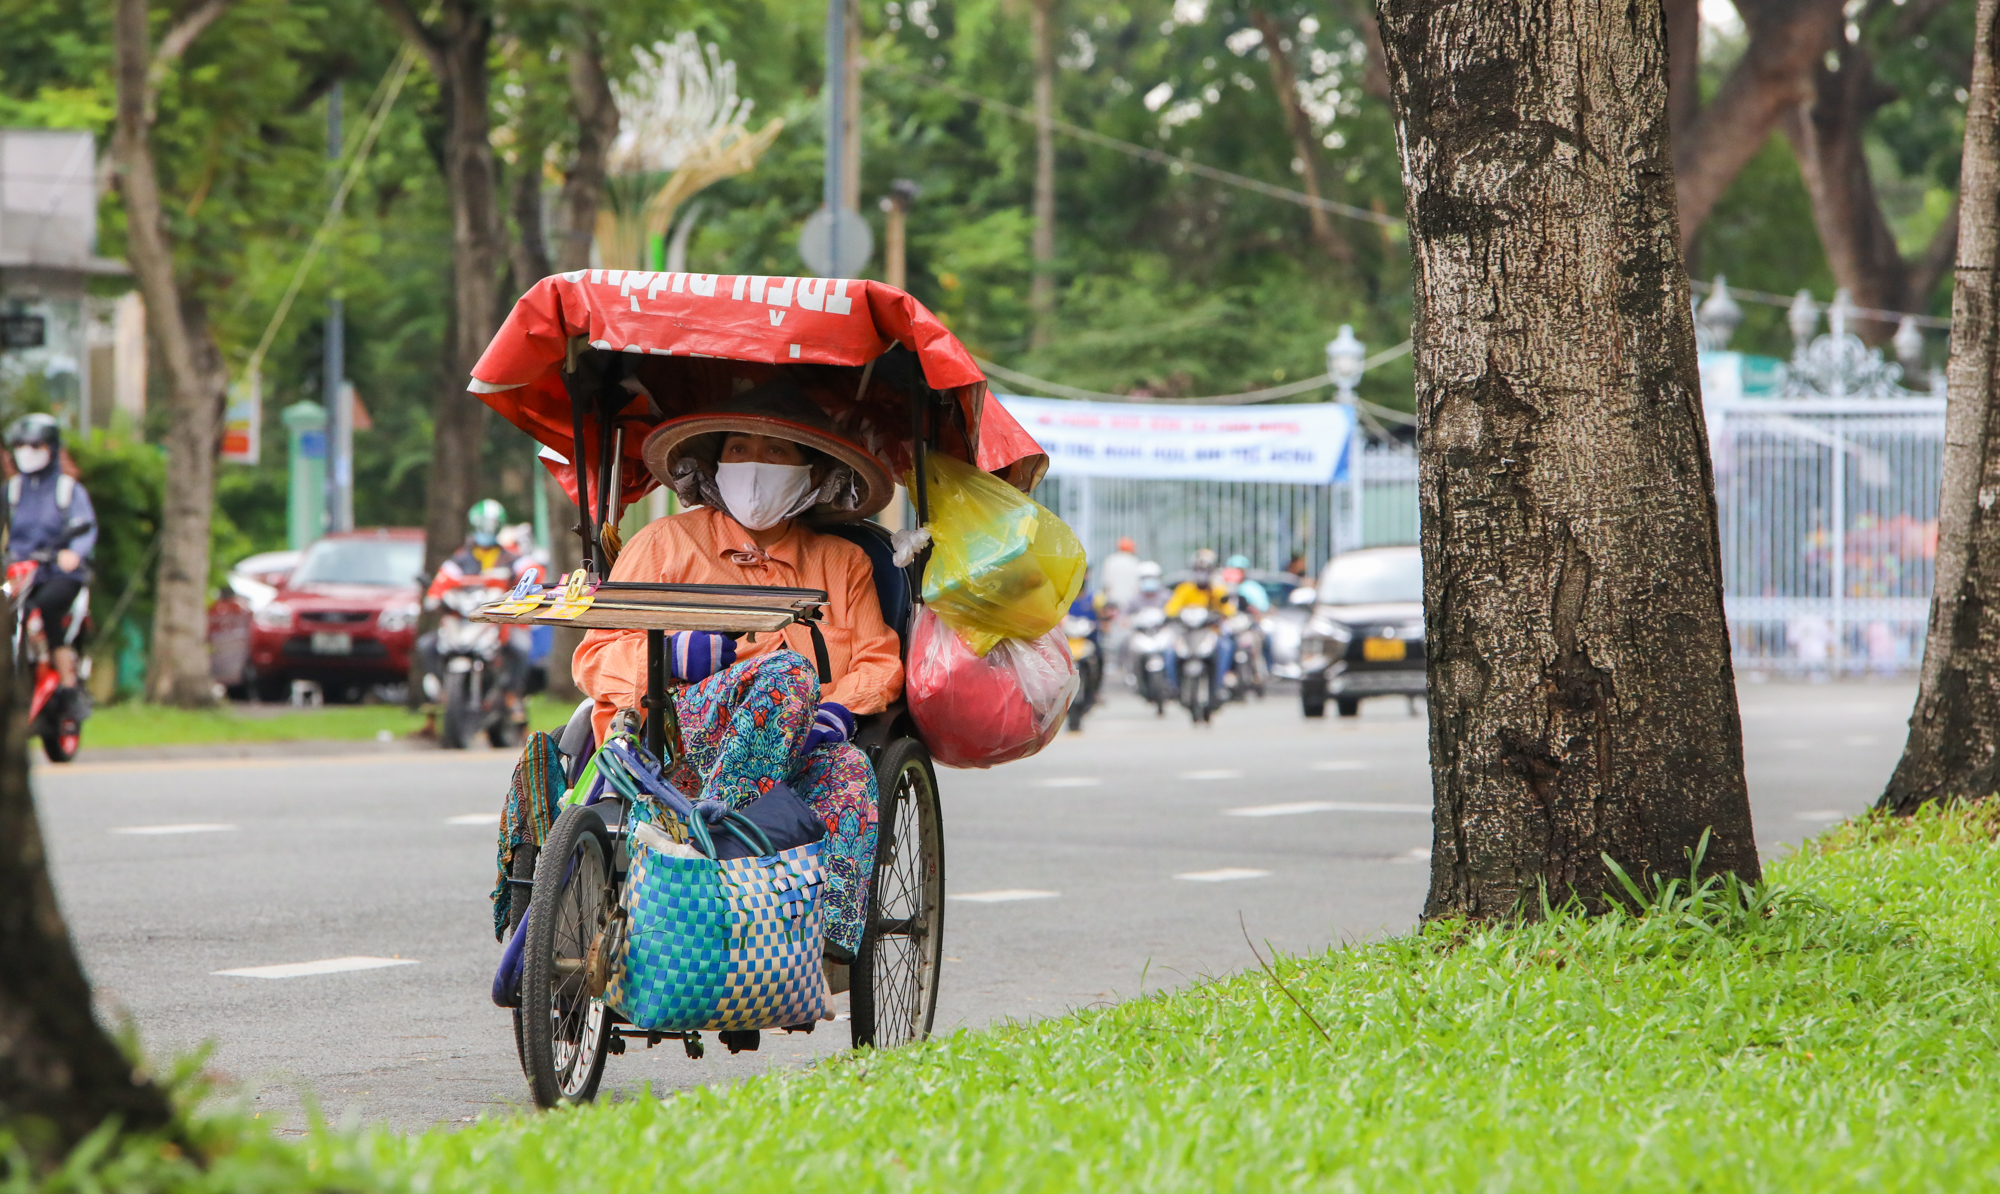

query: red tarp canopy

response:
[469,271,1048,511]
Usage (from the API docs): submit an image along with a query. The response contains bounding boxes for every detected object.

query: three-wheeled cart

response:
[465,270,1050,1107]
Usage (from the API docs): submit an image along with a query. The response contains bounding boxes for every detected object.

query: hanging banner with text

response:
[995,395,1355,483]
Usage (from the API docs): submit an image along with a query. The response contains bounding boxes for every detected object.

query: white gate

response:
[1711,395,1943,675]
[1030,442,1420,575]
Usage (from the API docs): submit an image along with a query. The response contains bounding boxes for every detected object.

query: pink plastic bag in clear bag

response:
[906,607,1079,769]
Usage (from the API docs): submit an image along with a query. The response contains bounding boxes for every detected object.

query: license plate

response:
[310,632,353,655]
[1362,637,1407,662]
[1069,637,1095,659]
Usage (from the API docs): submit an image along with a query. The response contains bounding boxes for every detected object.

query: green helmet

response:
[1226,554,1251,570]
[468,499,506,546]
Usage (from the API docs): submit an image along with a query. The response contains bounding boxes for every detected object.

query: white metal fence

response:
[1031,443,1420,575]
[1711,395,1943,675]
[1029,293,1951,674]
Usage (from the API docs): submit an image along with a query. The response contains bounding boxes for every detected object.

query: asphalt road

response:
[37,677,1916,1132]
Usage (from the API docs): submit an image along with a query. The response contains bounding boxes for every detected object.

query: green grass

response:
[79,696,580,750]
[27,803,2000,1192]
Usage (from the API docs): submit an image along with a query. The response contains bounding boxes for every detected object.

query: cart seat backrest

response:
[812,521,915,659]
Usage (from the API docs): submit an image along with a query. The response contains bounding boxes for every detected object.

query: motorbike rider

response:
[1099,537,1143,612]
[1162,548,1236,687]
[420,499,543,700]
[5,414,94,694]
[1222,554,1270,615]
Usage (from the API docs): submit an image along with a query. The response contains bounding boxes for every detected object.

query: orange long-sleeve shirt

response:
[571,506,904,741]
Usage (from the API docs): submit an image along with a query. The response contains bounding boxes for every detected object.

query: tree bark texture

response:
[1028,0,1057,350]
[1782,28,1962,338]
[554,16,618,276]
[379,0,504,573]
[1672,0,1843,245]
[1881,0,2000,815]
[0,509,174,1155]
[114,0,228,708]
[1377,0,1761,919]
[1249,8,1355,266]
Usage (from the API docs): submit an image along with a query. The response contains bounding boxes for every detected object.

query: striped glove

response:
[668,632,736,682]
[802,701,856,754]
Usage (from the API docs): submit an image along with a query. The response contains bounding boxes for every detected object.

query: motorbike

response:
[425,579,526,750]
[1063,607,1103,731]
[1171,604,1226,724]
[1222,609,1267,701]
[5,548,92,763]
[1123,606,1176,716]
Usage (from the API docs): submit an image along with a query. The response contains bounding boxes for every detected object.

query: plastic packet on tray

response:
[913,453,1086,656]
[906,607,1078,769]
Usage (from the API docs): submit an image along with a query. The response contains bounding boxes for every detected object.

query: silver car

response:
[1298,546,1425,718]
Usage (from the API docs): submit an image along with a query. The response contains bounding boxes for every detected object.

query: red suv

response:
[209,529,426,702]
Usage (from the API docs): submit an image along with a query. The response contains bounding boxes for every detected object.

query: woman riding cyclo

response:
[570,379,900,971]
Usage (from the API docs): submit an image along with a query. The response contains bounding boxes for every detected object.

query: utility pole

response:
[325,82,353,532]
[881,179,917,289]
[1029,0,1057,348]
[824,0,853,276]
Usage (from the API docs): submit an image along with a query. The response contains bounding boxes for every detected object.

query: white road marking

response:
[111,823,237,836]
[1176,867,1270,882]
[212,956,419,980]
[1391,847,1432,864]
[948,889,1060,903]
[1795,810,1847,823]
[1034,777,1102,788]
[446,813,497,825]
[1311,760,1371,771]
[1225,800,1429,817]
[1180,769,1243,780]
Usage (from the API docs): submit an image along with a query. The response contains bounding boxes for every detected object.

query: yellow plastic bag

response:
[914,453,1086,656]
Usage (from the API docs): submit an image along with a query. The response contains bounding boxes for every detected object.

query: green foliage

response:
[32,802,2000,1191]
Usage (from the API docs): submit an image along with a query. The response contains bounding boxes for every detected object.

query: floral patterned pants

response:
[671,651,879,954]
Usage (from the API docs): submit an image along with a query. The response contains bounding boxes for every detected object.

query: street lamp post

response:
[1326,324,1367,553]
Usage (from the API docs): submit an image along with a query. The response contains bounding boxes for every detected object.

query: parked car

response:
[209,530,424,702]
[1298,546,1425,718]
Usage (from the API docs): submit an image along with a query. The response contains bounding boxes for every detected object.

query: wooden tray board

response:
[470,599,812,635]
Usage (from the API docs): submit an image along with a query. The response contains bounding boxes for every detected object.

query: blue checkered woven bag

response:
[594,741,832,1032]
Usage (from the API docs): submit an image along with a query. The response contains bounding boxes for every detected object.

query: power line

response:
[1689,277,1950,330]
[977,340,1413,405]
[873,61,1403,230]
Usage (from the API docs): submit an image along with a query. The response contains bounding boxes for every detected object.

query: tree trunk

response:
[113,0,225,708]
[6,14,183,1141]
[0,639,174,1162]
[1376,0,1761,919]
[555,13,618,275]
[1250,8,1355,266]
[1881,0,2000,815]
[1782,33,1963,338]
[1672,0,1843,246]
[509,144,553,293]
[1664,0,1700,145]
[1028,0,1057,350]
[380,0,504,573]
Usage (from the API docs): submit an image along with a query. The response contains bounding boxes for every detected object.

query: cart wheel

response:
[521,806,614,1107]
[487,715,524,750]
[506,844,537,1080]
[853,738,944,1050]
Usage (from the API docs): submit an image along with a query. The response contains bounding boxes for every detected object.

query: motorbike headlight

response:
[253,601,294,631]
[1063,616,1095,636]
[1179,607,1208,628]
[1400,621,1426,641]
[378,601,420,633]
[1308,617,1353,643]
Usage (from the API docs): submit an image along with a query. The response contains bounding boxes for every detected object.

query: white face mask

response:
[12,446,49,475]
[714,461,814,531]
